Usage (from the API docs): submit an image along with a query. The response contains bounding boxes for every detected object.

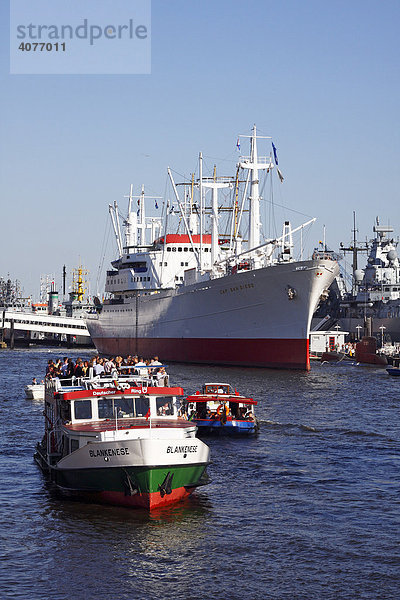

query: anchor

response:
[158,471,173,497]
[122,469,139,496]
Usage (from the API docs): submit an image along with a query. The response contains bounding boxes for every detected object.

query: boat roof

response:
[57,386,184,402]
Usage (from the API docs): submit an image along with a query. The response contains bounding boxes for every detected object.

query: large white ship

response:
[87,127,339,370]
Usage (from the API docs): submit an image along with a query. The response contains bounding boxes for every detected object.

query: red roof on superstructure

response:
[155,234,211,245]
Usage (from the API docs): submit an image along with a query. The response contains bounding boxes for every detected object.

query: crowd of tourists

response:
[44,355,167,384]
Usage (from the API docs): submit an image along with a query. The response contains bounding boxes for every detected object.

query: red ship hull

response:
[91,336,310,370]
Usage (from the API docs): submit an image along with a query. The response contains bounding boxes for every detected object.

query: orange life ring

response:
[216,403,229,417]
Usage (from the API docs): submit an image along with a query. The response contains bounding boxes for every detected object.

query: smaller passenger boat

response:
[34,370,210,510]
[184,383,259,435]
[24,382,45,400]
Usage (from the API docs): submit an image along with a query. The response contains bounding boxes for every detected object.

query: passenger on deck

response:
[45,360,54,376]
[104,357,116,374]
[60,357,69,378]
[93,359,105,376]
[74,360,85,378]
[150,356,162,366]
[156,367,168,386]
[82,361,89,376]
[135,358,148,376]
[67,359,75,378]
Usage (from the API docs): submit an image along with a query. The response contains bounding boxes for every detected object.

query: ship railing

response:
[311,251,338,261]
[81,371,170,390]
[45,368,170,394]
[239,156,273,165]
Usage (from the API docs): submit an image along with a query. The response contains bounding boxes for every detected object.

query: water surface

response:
[0,348,399,599]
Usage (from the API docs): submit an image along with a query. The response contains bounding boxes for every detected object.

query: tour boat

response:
[34,371,210,510]
[184,383,259,435]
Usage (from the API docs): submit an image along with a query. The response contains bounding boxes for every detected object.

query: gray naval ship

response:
[315,217,400,342]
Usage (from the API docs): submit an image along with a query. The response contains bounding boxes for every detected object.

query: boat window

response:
[167,247,171,252]
[60,401,71,422]
[74,400,92,420]
[98,397,135,418]
[184,247,188,252]
[135,396,150,417]
[178,247,182,252]
[172,247,176,252]
[131,262,147,272]
[71,439,79,452]
[156,397,174,416]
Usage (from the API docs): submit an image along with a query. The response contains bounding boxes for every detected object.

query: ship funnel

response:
[48,289,59,315]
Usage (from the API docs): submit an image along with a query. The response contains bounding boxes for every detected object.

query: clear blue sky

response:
[1,0,399,299]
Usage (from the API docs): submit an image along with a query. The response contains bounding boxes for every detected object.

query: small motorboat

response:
[24,382,45,400]
[184,383,259,436]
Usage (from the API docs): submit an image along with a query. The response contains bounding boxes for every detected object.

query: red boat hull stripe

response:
[82,485,195,510]
[91,337,310,370]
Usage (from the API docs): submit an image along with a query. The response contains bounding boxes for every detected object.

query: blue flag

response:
[272,142,279,165]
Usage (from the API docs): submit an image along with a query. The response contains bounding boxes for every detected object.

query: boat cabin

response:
[202,383,233,395]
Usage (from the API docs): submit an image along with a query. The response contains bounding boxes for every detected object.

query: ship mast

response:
[129,186,162,249]
[239,125,274,255]
[202,167,232,267]
[124,184,138,249]
[199,152,203,272]
[340,211,368,295]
